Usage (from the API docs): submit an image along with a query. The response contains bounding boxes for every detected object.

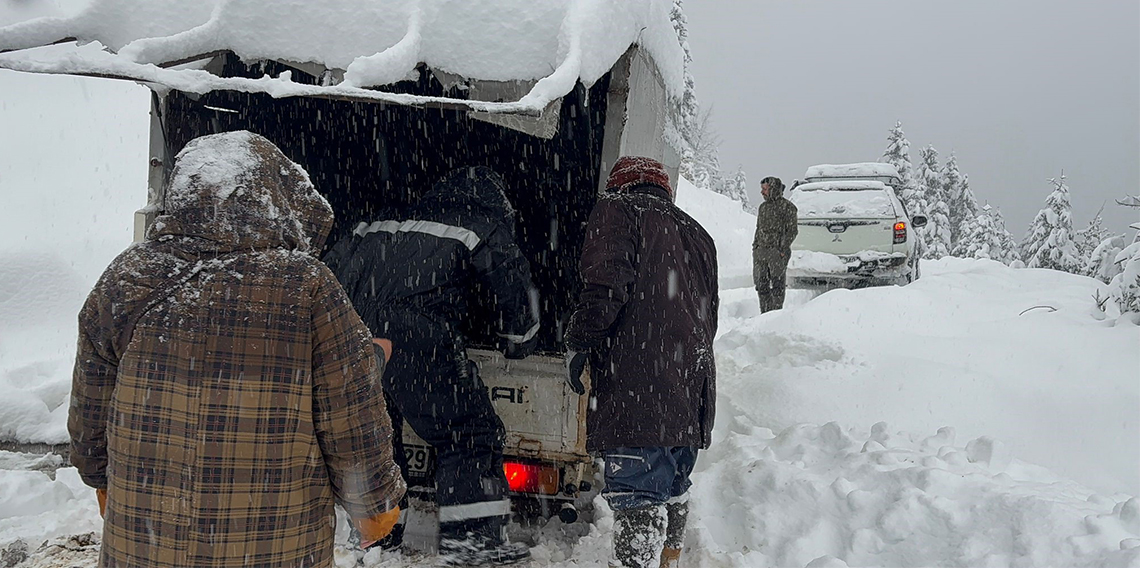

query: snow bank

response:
[689,421,1140,567]
[0,0,684,113]
[0,462,102,548]
[0,71,147,445]
[711,257,1139,498]
[675,176,757,291]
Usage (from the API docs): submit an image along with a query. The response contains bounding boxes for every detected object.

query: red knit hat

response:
[606,156,673,198]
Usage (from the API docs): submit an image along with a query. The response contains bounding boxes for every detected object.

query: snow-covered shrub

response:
[1086,234,1127,283]
[1105,241,1140,317]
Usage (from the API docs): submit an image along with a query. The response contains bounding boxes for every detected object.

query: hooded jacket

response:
[323,166,539,357]
[564,157,719,451]
[752,180,799,280]
[70,131,405,568]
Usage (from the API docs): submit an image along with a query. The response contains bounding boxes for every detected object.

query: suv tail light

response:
[503,461,560,495]
[893,221,907,244]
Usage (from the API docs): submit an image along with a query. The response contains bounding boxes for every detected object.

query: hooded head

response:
[606,156,673,199]
[149,131,333,254]
[419,166,517,230]
[760,176,785,201]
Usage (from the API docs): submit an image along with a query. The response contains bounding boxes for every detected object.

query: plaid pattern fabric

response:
[69,132,405,568]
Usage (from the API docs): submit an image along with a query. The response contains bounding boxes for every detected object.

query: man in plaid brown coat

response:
[69,131,405,567]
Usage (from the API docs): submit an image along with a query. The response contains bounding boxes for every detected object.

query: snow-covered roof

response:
[804,163,900,181]
[0,0,684,115]
[794,180,890,192]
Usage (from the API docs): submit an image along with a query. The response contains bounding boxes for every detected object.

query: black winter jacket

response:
[324,167,539,357]
[565,184,718,451]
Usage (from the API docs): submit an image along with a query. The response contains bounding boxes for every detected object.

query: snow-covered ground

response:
[1,75,1138,567]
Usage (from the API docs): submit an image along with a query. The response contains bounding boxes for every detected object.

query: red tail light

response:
[503,461,560,495]
[893,221,907,244]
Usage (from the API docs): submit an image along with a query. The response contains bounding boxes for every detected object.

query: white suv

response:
[786,163,927,288]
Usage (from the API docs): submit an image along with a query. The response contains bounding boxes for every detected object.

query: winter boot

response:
[439,515,530,566]
[659,500,688,568]
[611,504,667,568]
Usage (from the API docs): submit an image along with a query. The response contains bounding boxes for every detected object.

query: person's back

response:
[324,166,537,565]
[324,166,537,348]
[71,132,405,568]
[571,184,718,448]
[564,156,718,568]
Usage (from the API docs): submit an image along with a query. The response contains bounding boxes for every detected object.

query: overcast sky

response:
[684,0,1140,236]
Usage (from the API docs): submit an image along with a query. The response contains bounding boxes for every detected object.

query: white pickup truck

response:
[787,163,928,288]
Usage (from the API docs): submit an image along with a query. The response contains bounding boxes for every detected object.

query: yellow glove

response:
[355,506,401,548]
[96,488,107,518]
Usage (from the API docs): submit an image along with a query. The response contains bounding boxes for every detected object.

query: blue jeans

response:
[601,447,698,511]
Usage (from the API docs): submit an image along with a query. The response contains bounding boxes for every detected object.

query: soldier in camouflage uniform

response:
[752,176,798,312]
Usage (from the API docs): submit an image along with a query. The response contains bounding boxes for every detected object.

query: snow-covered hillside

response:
[1,76,1138,567]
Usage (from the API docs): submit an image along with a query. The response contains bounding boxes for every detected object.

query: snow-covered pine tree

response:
[1020,173,1083,273]
[670,0,699,161]
[957,205,1001,260]
[881,121,919,213]
[990,207,1021,264]
[942,154,979,253]
[1075,207,1112,268]
[915,145,951,259]
[669,1,747,207]
[725,167,750,209]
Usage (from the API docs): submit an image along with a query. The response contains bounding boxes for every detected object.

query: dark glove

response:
[504,335,538,360]
[564,350,588,395]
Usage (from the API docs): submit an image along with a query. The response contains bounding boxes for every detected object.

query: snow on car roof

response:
[790,186,897,218]
[804,163,900,181]
[0,0,683,115]
[795,180,890,192]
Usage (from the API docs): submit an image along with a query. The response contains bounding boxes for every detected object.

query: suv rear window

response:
[789,189,896,218]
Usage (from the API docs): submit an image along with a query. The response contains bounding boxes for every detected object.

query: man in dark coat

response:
[70,131,405,568]
[564,156,719,568]
[752,176,799,312]
[324,166,539,565]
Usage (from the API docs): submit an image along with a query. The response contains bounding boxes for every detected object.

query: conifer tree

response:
[942,153,979,253]
[670,1,747,206]
[1075,207,1112,265]
[725,167,750,209]
[881,121,918,213]
[1020,173,1083,273]
[915,145,951,258]
[991,207,1021,264]
[957,205,1001,260]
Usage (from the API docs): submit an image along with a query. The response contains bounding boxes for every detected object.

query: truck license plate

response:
[403,444,435,477]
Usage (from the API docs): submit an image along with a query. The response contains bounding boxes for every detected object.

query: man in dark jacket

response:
[752,176,799,312]
[70,132,405,568]
[564,156,718,568]
[324,166,539,565]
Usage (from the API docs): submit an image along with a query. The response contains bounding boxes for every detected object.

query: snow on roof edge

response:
[0,0,685,107]
[0,51,547,115]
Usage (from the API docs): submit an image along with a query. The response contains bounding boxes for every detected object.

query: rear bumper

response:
[787,250,910,286]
